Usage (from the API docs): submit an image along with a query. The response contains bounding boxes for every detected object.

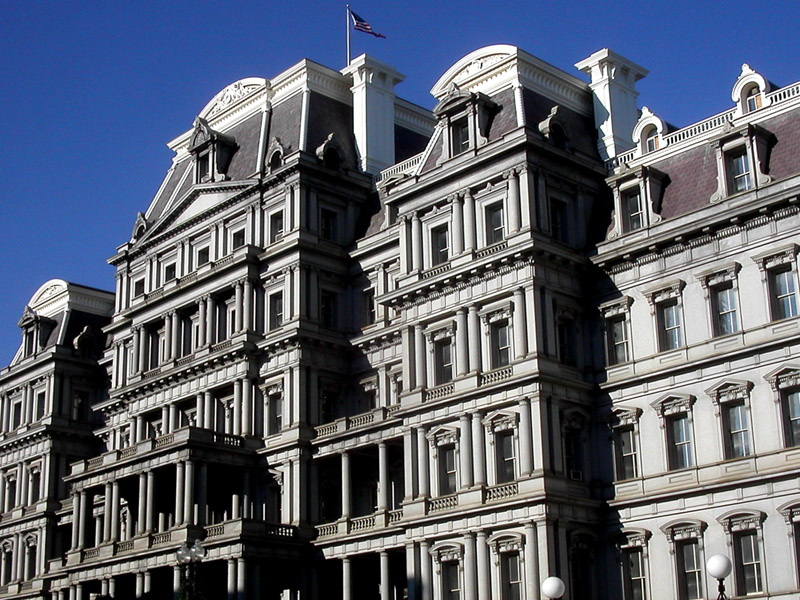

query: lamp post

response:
[177,539,206,600]
[706,554,732,600]
[541,576,566,599]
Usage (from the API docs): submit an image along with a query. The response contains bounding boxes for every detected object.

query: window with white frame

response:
[484,412,519,485]
[569,532,595,600]
[652,395,696,471]
[562,412,587,481]
[661,521,706,600]
[265,382,283,435]
[431,224,450,267]
[132,276,145,299]
[609,166,667,239]
[489,534,524,600]
[621,189,644,233]
[765,366,800,448]
[195,243,210,268]
[269,291,284,331]
[698,265,741,337]
[162,262,177,284]
[485,202,505,245]
[645,281,685,352]
[361,288,376,327]
[556,305,578,366]
[718,512,766,596]
[269,210,284,243]
[549,196,570,244]
[601,297,633,366]
[429,428,459,496]
[485,308,512,369]
[707,380,754,460]
[319,290,337,328]
[432,85,498,161]
[619,531,649,600]
[451,116,470,157]
[709,124,772,202]
[230,227,246,251]
[777,502,800,588]
[610,407,641,481]
[431,543,463,600]
[644,125,659,153]
[319,208,338,242]
[754,245,799,322]
[430,328,454,385]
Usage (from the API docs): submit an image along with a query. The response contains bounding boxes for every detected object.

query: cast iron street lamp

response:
[706,554,733,600]
[177,539,206,600]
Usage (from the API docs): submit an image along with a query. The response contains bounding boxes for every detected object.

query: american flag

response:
[351,10,386,38]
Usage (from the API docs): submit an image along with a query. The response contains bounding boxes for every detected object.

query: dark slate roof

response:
[146,159,192,228]
[522,88,598,158]
[225,111,265,180]
[487,87,517,142]
[270,91,303,157]
[306,92,358,168]
[760,111,800,181]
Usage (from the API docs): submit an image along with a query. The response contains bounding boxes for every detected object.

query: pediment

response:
[764,364,800,390]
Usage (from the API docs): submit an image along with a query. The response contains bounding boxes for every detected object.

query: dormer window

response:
[732,64,772,117]
[622,189,644,233]
[433,84,498,161]
[608,165,667,238]
[709,124,772,202]
[644,126,659,153]
[631,107,666,156]
[729,148,753,193]
[745,86,762,113]
[188,117,237,184]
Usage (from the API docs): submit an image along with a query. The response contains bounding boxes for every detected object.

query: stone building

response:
[0,43,798,600]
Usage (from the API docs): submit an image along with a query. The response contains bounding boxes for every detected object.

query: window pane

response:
[726,403,751,458]
[788,391,800,446]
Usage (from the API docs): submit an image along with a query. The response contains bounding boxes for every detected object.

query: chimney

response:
[575,49,648,162]
[342,54,405,174]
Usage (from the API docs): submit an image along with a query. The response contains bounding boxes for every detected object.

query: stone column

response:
[400,216,410,274]
[196,394,205,428]
[173,566,181,600]
[233,380,242,436]
[519,398,534,477]
[403,429,415,500]
[405,543,418,600]
[198,298,207,348]
[110,481,120,541]
[171,311,181,359]
[227,559,237,600]
[459,415,473,488]
[417,428,429,498]
[242,378,252,436]
[506,169,521,234]
[472,413,486,486]
[197,462,208,526]
[164,313,173,362]
[451,196,464,255]
[77,491,87,549]
[468,306,481,373]
[420,541,432,600]
[243,279,253,332]
[138,328,148,373]
[463,532,477,600]
[342,558,352,600]
[341,452,351,519]
[234,281,244,333]
[205,296,215,346]
[414,325,426,389]
[145,471,155,533]
[175,462,185,526]
[169,403,179,432]
[137,474,146,536]
[204,392,214,430]
[524,522,540,600]
[463,190,476,252]
[377,443,389,511]
[161,406,170,435]
[476,531,490,600]
[513,288,528,359]
[237,558,246,600]
[380,551,391,600]
[411,212,422,271]
[456,309,468,377]
[132,328,141,373]
[184,460,194,525]
[70,491,80,549]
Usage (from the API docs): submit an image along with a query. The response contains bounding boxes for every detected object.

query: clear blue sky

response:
[1,0,799,364]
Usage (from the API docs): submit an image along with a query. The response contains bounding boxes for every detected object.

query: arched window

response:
[643,126,659,153]
[269,150,282,170]
[745,85,762,113]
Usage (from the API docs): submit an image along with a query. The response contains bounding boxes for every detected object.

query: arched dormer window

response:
[266,137,285,172]
[316,133,344,171]
[538,106,569,151]
[732,64,772,117]
[433,83,499,160]
[188,117,237,184]
[631,107,667,156]
[269,150,283,170]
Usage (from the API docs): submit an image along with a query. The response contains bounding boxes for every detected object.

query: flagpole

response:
[346,4,351,66]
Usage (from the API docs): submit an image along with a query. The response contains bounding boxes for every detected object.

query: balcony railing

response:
[478,366,513,386]
[314,406,400,439]
[424,383,454,402]
[428,494,458,512]
[485,481,519,501]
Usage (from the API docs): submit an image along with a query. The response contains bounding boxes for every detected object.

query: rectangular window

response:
[320,291,337,328]
[434,337,453,385]
[728,150,753,194]
[676,539,703,600]
[133,279,145,298]
[725,402,751,459]
[196,152,211,182]
[431,225,449,266]
[622,190,644,233]
[622,547,647,600]
[658,300,683,351]
[231,229,246,250]
[495,431,516,484]
[564,428,584,480]
[362,289,376,327]
[442,560,461,600]
[35,392,46,421]
[607,315,629,365]
[11,401,22,429]
[785,390,800,447]
[486,203,505,245]
[269,393,283,434]
[500,553,522,600]
[320,209,338,242]
[549,198,569,243]
[490,319,511,368]
[770,266,798,320]
[615,427,638,481]
[438,444,457,495]
[269,293,284,331]
[734,531,763,595]
[712,282,738,336]
[196,247,210,267]
[557,318,577,366]
[270,211,284,243]
[451,117,469,156]
[163,263,176,283]
[668,414,693,470]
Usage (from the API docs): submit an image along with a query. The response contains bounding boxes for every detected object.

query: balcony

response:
[313,405,401,439]
[314,508,404,540]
